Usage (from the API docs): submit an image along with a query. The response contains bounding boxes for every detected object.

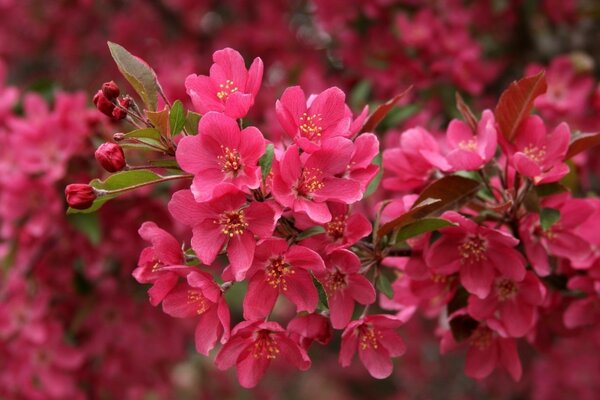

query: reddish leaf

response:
[361,86,412,132]
[565,132,600,160]
[455,92,478,132]
[377,175,480,237]
[494,71,547,142]
[146,108,170,136]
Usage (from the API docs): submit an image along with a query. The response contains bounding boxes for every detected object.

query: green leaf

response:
[540,208,560,231]
[535,182,568,197]
[494,71,547,142]
[149,159,180,169]
[376,274,394,299]
[363,153,382,198]
[184,111,201,135]
[395,218,455,243]
[313,276,329,311]
[107,41,159,111]
[124,128,162,140]
[169,100,186,136]
[296,226,325,241]
[259,144,275,181]
[378,175,481,238]
[67,213,101,245]
[67,170,163,214]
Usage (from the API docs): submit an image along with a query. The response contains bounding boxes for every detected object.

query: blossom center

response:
[523,145,546,163]
[359,325,382,350]
[325,215,346,240]
[299,112,323,140]
[187,290,209,315]
[216,79,239,101]
[469,326,493,350]
[458,139,477,152]
[218,210,248,237]
[495,278,518,301]
[459,235,487,264]
[324,270,347,293]
[265,256,295,290]
[296,167,324,198]
[217,145,242,175]
[252,330,280,360]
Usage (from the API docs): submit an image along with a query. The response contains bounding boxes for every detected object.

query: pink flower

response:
[506,115,570,185]
[441,109,497,171]
[344,132,380,191]
[161,271,230,355]
[563,268,600,329]
[441,323,522,381]
[295,202,372,254]
[315,250,376,329]
[272,138,362,223]
[185,48,263,119]
[468,272,546,337]
[287,313,332,349]
[176,112,265,202]
[276,86,351,152]
[426,211,527,299]
[339,314,406,379]
[168,185,278,281]
[133,221,184,306]
[382,127,443,192]
[214,320,310,388]
[242,238,325,320]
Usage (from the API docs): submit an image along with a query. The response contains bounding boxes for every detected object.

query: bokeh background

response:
[2,1,600,399]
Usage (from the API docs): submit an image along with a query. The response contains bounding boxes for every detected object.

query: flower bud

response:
[65,184,97,210]
[112,107,127,120]
[93,90,115,117]
[113,132,125,141]
[95,142,126,172]
[101,81,120,99]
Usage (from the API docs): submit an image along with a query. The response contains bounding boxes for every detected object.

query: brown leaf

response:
[565,132,600,160]
[455,92,478,132]
[494,71,547,142]
[377,175,481,237]
[361,86,412,133]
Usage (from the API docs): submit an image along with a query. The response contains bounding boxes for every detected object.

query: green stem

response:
[95,174,192,196]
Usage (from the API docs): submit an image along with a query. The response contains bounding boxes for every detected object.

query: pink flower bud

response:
[101,80,120,99]
[92,90,115,117]
[95,142,126,172]
[65,184,97,210]
[112,107,127,120]
[113,132,125,141]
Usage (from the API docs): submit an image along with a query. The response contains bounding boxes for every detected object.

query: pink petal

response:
[246,57,264,97]
[198,112,240,149]
[513,152,542,178]
[215,335,250,370]
[194,308,220,355]
[294,198,332,224]
[339,328,358,367]
[499,338,522,381]
[286,245,325,272]
[185,74,223,114]
[191,220,226,266]
[225,91,253,119]
[148,273,179,306]
[329,291,355,329]
[277,335,311,370]
[236,349,270,388]
[168,190,214,226]
[460,261,495,299]
[227,231,256,281]
[243,271,278,321]
[500,300,534,337]
[447,119,474,148]
[446,149,484,171]
[379,329,406,357]
[284,269,319,313]
[245,202,277,238]
[358,344,394,379]
[465,341,498,379]
[348,274,376,305]
[239,126,266,163]
[138,221,183,265]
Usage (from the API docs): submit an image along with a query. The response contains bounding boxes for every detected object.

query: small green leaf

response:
[376,274,394,299]
[296,226,325,241]
[540,208,560,231]
[312,276,329,311]
[67,170,163,214]
[535,182,568,197]
[184,111,201,135]
[67,213,101,245]
[107,41,159,111]
[395,218,455,243]
[259,144,275,181]
[149,159,180,169]
[169,100,186,136]
[364,153,382,198]
[124,128,162,140]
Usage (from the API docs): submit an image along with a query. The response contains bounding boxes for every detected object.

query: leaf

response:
[565,132,600,160]
[124,128,162,140]
[184,111,201,135]
[455,92,478,132]
[535,182,568,197]
[107,41,159,111]
[494,71,547,142]
[67,170,163,214]
[259,144,275,181]
[296,226,326,241]
[376,274,394,299]
[395,218,455,243]
[350,79,371,109]
[67,213,101,245]
[361,86,412,132]
[378,175,481,237]
[146,108,170,136]
[312,276,329,311]
[364,153,382,198]
[540,208,560,231]
[169,100,186,136]
[449,315,479,342]
[149,159,180,169]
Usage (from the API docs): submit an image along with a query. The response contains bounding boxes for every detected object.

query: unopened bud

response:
[65,184,97,210]
[113,132,125,141]
[112,107,127,120]
[101,81,120,99]
[93,90,115,117]
[95,142,126,172]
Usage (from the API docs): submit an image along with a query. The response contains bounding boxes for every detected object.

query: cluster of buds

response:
[92,80,130,120]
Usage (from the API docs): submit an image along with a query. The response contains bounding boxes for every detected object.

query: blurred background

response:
[1,0,600,399]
